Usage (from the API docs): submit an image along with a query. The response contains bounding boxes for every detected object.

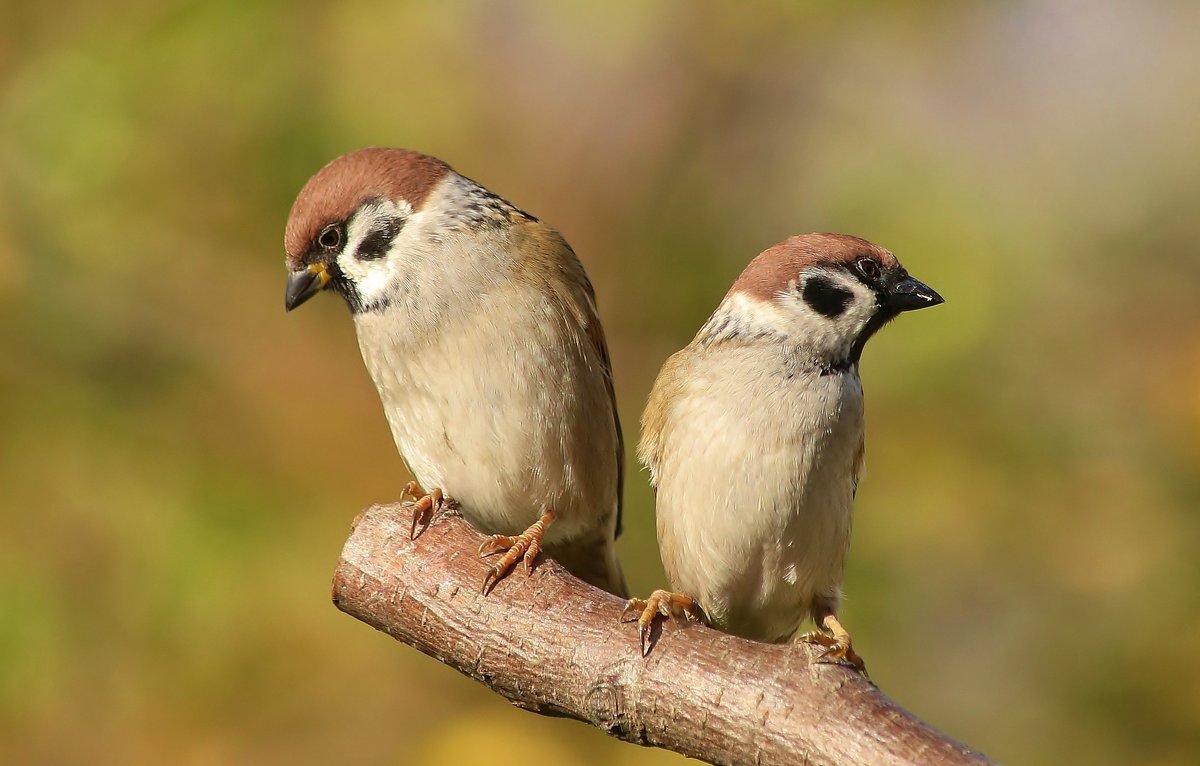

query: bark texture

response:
[332,502,996,766]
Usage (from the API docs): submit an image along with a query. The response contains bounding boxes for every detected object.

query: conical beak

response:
[887,275,944,312]
[285,263,332,311]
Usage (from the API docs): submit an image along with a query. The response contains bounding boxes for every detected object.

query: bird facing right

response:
[627,233,943,668]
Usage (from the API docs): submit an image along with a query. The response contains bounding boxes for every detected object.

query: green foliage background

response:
[2,2,1199,763]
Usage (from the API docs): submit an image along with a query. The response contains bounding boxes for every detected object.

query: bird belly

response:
[353,298,618,547]
[656,367,863,642]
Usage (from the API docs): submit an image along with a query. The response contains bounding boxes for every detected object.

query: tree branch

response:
[332,502,996,766]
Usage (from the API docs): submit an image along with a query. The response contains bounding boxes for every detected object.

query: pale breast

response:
[353,283,619,545]
[653,343,864,642]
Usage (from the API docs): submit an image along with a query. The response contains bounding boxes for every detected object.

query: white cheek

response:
[337,199,418,303]
[776,273,878,354]
[338,248,401,300]
[840,287,878,327]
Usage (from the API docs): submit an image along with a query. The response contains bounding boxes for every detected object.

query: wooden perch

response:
[332,502,996,766]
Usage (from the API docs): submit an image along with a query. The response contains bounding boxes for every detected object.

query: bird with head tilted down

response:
[624,233,943,668]
[284,148,627,597]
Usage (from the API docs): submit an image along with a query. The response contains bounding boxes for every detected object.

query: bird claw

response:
[478,511,554,595]
[798,629,868,676]
[401,482,456,540]
[622,590,701,657]
[477,534,517,557]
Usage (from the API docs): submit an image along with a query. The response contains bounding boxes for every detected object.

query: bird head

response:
[283,147,459,314]
[714,233,943,368]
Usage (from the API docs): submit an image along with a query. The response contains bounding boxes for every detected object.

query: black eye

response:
[317,223,343,251]
[856,258,881,280]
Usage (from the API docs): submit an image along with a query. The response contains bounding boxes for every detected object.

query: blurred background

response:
[2,1,1199,763]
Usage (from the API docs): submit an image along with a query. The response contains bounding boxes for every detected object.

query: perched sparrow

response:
[284,148,627,597]
[625,233,942,665]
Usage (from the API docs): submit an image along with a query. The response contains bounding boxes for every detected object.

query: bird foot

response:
[400,481,458,540]
[478,511,555,595]
[798,626,868,676]
[621,590,703,657]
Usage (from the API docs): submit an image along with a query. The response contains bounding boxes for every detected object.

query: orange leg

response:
[400,481,455,540]
[621,590,704,657]
[798,608,868,676]
[478,511,555,595]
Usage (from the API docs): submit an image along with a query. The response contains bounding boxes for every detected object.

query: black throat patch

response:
[849,304,897,364]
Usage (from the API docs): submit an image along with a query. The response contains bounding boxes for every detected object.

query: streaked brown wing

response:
[579,280,625,538]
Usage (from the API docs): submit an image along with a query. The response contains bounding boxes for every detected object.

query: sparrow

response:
[283,147,627,597]
[624,233,943,666]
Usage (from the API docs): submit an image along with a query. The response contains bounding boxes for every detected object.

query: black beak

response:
[285,264,331,311]
[887,276,944,312]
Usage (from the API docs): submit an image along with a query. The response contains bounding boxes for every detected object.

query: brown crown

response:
[284,148,451,266]
[727,233,898,301]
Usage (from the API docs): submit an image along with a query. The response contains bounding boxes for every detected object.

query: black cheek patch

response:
[355,216,404,261]
[801,275,854,318]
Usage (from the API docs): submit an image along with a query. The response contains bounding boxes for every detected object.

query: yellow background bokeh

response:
[2,2,1199,764]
